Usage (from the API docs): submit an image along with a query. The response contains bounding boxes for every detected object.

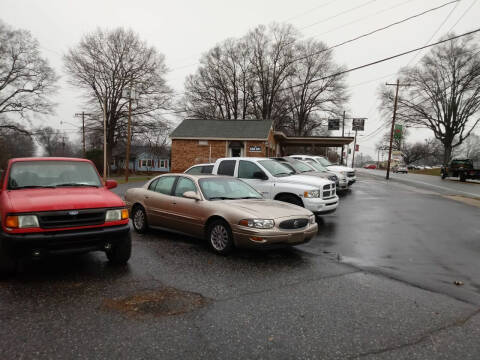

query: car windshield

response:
[305,160,328,172]
[286,159,314,173]
[199,178,263,200]
[8,161,102,189]
[316,157,332,167]
[258,160,295,177]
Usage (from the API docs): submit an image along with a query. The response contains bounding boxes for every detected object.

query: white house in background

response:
[111,146,170,173]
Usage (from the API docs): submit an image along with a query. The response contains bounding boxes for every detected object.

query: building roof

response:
[170,119,273,140]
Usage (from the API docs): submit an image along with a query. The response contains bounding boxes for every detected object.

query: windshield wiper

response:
[238,196,262,199]
[301,170,314,173]
[10,185,55,189]
[208,196,237,200]
[55,183,99,188]
[275,172,293,177]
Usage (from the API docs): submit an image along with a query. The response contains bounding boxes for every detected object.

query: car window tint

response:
[174,177,197,197]
[154,176,176,195]
[148,179,158,190]
[185,166,202,174]
[201,165,213,174]
[217,160,236,176]
[238,160,263,179]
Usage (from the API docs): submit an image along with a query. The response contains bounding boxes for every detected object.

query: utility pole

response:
[75,112,92,158]
[125,92,132,182]
[103,98,108,181]
[351,129,358,168]
[340,111,346,165]
[385,80,409,180]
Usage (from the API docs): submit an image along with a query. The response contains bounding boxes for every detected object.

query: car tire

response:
[132,205,148,234]
[207,219,234,255]
[276,194,304,207]
[0,239,17,277]
[106,232,132,265]
[460,173,467,182]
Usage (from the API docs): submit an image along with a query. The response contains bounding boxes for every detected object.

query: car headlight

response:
[341,171,347,176]
[105,208,129,222]
[304,190,320,198]
[5,215,40,229]
[309,215,316,224]
[239,219,275,229]
[328,175,337,182]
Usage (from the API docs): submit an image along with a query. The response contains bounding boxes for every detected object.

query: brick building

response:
[170,119,354,173]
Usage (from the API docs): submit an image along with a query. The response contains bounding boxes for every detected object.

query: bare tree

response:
[401,142,431,165]
[280,39,348,136]
[380,33,480,165]
[64,27,173,167]
[0,21,57,122]
[0,121,35,168]
[35,126,78,156]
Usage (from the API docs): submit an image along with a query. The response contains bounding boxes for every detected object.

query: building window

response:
[160,160,168,168]
[141,159,153,167]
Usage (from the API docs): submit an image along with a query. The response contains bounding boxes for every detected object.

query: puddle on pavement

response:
[102,287,210,318]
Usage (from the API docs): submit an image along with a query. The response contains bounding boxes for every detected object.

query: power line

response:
[406,0,460,66]
[299,0,378,31]
[277,28,480,94]
[283,0,337,23]
[447,0,478,32]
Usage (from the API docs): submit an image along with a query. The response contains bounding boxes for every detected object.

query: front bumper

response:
[1,224,130,256]
[303,196,339,215]
[337,179,349,190]
[347,176,357,185]
[232,222,318,249]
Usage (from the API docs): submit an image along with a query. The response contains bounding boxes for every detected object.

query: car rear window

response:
[217,160,236,176]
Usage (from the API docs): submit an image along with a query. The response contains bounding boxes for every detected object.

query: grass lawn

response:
[409,168,441,176]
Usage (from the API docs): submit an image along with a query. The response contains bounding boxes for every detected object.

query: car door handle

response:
[144,195,149,199]
[172,201,177,205]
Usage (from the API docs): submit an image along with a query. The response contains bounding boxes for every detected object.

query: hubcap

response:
[134,209,145,230]
[210,225,229,251]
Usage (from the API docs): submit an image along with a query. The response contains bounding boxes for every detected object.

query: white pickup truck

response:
[291,155,357,186]
[211,157,339,215]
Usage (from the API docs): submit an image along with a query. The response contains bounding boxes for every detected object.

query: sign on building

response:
[328,118,340,130]
[394,124,403,140]
[249,146,262,152]
[355,144,359,152]
[352,118,365,131]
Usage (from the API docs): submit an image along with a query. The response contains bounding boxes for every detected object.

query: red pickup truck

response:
[0,157,131,275]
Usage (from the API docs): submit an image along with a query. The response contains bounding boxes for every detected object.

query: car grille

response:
[279,218,308,229]
[38,209,106,229]
[347,171,355,177]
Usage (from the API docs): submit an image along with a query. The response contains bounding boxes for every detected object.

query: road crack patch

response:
[102,287,210,318]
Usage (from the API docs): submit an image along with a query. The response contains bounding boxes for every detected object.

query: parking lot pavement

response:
[1,176,479,359]
[357,168,480,199]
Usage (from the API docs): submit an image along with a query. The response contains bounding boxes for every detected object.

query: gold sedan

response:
[125,174,318,254]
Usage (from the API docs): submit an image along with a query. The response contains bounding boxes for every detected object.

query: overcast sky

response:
[1,0,479,159]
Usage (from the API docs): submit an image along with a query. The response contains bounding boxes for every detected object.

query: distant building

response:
[169,119,354,173]
[111,145,170,173]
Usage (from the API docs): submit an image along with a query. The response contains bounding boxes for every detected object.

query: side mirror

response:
[183,191,201,200]
[105,180,118,189]
[253,171,267,180]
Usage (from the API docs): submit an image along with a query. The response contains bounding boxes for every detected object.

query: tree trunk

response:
[443,145,452,166]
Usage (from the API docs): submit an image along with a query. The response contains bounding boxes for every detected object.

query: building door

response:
[229,141,244,157]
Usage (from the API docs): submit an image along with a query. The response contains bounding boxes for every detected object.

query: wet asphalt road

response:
[0,175,479,359]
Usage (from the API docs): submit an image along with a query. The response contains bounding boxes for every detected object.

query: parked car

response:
[211,157,338,215]
[290,155,356,185]
[0,157,131,275]
[184,163,214,175]
[393,165,408,174]
[272,157,348,192]
[364,164,377,169]
[299,159,349,192]
[125,174,318,254]
[441,159,480,182]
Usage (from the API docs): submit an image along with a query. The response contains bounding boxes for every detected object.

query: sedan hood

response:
[224,199,312,218]
[275,174,331,188]
[6,187,125,213]
[327,165,354,173]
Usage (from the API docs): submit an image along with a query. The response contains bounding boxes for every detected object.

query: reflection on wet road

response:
[300,176,480,305]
